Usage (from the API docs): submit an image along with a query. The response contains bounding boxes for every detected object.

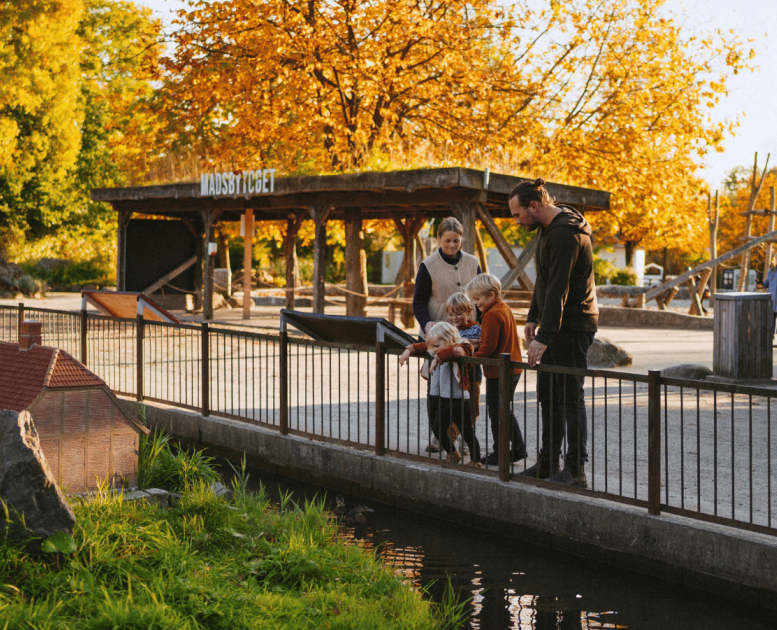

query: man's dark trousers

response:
[537,329,594,465]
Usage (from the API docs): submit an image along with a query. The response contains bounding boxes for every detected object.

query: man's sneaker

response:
[425,436,441,453]
[509,446,527,462]
[549,464,587,488]
[480,451,499,466]
[519,455,561,479]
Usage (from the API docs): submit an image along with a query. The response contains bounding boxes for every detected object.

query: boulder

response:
[588,337,633,368]
[34,258,72,275]
[661,364,712,381]
[0,410,76,538]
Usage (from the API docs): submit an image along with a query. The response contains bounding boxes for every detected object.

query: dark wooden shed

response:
[91,168,609,320]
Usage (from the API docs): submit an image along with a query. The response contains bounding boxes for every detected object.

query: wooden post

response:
[243,209,254,320]
[116,210,133,292]
[498,353,511,482]
[375,340,386,456]
[344,209,367,317]
[709,191,719,297]
[284,215,304,310]
[765,187,776,283]
[739,152,770,291]
[450,202,477,255]
[309,205,334,313]
[201,322,209,416]
[193,230,204,311]
[200,210,222,321]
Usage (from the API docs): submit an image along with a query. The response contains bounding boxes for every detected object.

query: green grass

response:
[0,482,460,629]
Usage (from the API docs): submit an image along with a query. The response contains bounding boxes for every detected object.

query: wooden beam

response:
[243,209,254,319]
[474,226,489,274]
[739,153,770,290]
[200,209,223,321]
[645,229,777,301]
[477,205,518,267]
[142,255,197,296]
[500,235,538,292]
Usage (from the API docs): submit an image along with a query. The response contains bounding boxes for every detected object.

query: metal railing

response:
[2,302,775,537]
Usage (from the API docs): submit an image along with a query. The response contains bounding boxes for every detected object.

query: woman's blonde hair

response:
[465,273,501,298]
[426,321,461,348]
[437,216,464,239]
[445,291,472,314]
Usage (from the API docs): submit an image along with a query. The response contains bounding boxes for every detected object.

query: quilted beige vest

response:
[421,249,480,338]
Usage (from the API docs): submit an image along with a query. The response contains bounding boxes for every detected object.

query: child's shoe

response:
[450,450,462,464]
[459,435,470,457]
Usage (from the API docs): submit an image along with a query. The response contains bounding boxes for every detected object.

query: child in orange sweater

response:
[399,322,481,464]
[465,274,526,467]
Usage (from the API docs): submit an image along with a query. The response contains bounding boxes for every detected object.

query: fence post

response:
[279,329,288,434]
[17,302,24,333]
[375,340,386,456]
[498,352,511,482]
[136,314,144,402]
[80,309,87,366]
[201,322,209,417]
[648,369,661,515]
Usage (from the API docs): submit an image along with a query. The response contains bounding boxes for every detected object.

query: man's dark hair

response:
[509,177,555,207]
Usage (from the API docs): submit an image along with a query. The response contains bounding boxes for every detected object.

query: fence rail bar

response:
[648,369,661,515]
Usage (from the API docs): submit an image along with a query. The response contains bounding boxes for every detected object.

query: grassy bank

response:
[0,435,462,629]
[0,483,459,629]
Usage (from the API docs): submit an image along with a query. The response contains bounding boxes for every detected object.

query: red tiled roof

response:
[0,341,105,411]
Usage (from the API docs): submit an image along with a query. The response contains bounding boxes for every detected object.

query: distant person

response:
[756,252,777,335]
[463,273,526,467]
[412,217,481,454]
[399,322,481,464]
[509,178,598,488]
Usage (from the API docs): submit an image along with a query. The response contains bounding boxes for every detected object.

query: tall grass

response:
[137,423,219,492]
[0,483,456,629]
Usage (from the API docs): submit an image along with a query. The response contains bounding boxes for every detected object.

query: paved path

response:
[3,293,777,530]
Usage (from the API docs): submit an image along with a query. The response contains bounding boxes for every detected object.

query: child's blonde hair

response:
[465,273,501,298]
[426,322,461,348]
[445,291,472,314]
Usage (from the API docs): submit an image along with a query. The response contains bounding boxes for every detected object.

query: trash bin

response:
[713,292,773,380]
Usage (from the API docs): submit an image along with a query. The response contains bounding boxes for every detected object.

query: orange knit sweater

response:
[473,297,523,378]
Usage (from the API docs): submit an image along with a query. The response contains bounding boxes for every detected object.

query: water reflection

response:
[242,468,774,630]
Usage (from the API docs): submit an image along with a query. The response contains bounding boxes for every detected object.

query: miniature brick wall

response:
[29,388,139,493]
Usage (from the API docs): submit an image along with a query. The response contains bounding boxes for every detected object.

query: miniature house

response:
[0,320,148,492]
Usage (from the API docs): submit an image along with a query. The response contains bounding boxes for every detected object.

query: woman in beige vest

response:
[412,217,481,454]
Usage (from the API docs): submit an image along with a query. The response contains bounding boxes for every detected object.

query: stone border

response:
[121,398,777,610]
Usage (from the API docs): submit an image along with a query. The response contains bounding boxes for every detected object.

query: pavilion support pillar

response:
[450,202,477,255]
[392,216,426,295]
[116,210,133,292]
[243,209,254,320]
[193,230,204,311]
[344,209,368,317]
[308,205,334,313]
[284,214,305,310]
[200,209,222,321]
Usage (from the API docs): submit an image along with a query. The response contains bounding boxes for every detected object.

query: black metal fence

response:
[2,302,776,537]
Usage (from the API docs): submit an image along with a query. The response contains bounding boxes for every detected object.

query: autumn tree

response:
[154,0,750,262]
[0,0,161,264]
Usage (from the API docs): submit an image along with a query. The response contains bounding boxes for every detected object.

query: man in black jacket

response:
[509,178,598,487]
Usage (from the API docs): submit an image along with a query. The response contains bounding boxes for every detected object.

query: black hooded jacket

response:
[527,206,598,345]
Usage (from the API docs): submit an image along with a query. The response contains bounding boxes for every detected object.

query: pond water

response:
[235,465,775,630]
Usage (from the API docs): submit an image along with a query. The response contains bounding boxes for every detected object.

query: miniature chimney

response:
[19,320,42,351]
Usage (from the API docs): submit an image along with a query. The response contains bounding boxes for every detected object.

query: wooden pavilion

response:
[91,168,610,320]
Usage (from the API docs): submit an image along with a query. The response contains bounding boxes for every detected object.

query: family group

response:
[401,179,598,488]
